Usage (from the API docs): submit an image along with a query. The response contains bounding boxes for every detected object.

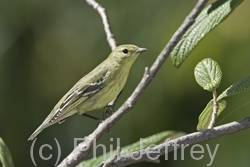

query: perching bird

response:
[28,44,147,140]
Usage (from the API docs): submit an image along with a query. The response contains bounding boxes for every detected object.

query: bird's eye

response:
[122,49,128,54]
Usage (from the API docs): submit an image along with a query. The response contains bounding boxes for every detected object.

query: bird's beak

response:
[136,47,147,53]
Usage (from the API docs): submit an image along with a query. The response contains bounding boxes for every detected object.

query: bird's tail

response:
[28,122,49,141]
[28,112,57,141]
[28,109,75,141]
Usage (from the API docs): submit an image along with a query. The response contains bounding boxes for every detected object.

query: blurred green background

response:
[1,0,250,166]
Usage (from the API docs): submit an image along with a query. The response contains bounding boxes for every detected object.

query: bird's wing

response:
[50,70,108,122]
[28,70,108,141]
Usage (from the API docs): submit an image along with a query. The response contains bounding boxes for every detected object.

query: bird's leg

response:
[97,90,123,132]
[102,105,114,120]
[82,90,123,129]
[102,90,123,121]
[82,113,100,121]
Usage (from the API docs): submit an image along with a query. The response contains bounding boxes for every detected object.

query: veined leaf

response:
[170,0,243,68]
[217,75,250,101]
[79,131,185,167]
[0,138,14,167]
[197,99,227,130]
[194,58,222,92]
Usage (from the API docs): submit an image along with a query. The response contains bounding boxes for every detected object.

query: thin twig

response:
[57,0,208,166]
[86,0,117,50]
[86,0,120,117]
[208,90,218,129]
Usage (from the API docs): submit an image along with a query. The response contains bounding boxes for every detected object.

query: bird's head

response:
[109,44,147,67]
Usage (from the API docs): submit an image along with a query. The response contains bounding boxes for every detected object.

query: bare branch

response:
[99,146,121,167]
[57,0,209,166]
[109,115,250,167]
[86,0,117,50]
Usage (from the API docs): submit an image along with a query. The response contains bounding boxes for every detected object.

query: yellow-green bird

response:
[28,44,147,140]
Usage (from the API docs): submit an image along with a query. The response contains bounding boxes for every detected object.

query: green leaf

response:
[119,131,184,155]
[79,131,185,167]
[197,99,227,130]
[194,58,222,92]
[170,0,243,68]
[217,75,250,101]
[0,138,15,167]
